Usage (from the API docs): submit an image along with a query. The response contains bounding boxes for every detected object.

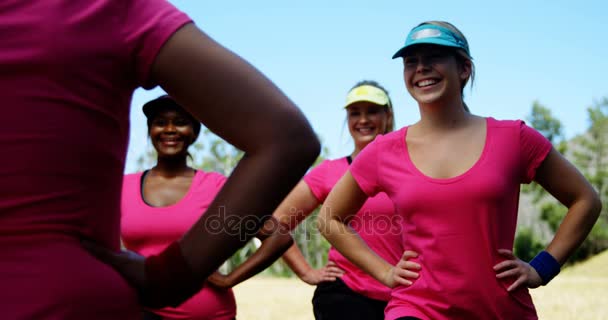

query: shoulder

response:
[123,171,144,185]
[196,170,227,186]
[307,157,347,177]
[362,127,406,156]
[486,117,524,129]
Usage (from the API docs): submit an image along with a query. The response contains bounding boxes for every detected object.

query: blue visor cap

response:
[392,24,471,59]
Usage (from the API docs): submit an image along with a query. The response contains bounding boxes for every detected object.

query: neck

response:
[152,156,192,177]
[416,98,471,132]
[350,141,370,160]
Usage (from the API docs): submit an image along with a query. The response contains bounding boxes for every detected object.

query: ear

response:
[459,59,472,81]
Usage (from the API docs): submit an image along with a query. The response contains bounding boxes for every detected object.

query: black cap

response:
[142,95,201,136]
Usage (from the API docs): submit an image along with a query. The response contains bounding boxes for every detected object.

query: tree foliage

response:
[521,98,608,264]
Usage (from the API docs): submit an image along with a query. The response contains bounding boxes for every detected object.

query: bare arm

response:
[495,148,602,291]
[271,180,346,284]
[534,148,602,263]
[207,217,293,288]
[153,23,320,279]
[317,171,397,287]
[84,23,319,308]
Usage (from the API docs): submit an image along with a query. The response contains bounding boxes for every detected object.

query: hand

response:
[385,250,420,288]
[82,240,147,293]
[494,249,543,291]
[206,271,233,289]
[300,261,345,285]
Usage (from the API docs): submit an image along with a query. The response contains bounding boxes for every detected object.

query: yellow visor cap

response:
[344,85,390,108]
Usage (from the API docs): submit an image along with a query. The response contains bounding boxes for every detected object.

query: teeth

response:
[417,79,437,87]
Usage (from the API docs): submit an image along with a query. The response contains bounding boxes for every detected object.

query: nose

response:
[162,121,177,133]
[415,57,432,73]
[358,112,370,123]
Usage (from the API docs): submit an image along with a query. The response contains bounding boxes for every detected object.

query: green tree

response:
[569,98,608,260]
[523,98,608,264]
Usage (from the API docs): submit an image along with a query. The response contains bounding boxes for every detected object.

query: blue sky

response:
[125,0,608,173]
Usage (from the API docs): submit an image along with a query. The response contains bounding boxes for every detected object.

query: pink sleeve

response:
[123,0,192,88]
[303,160,331,202]
[350,138,381,197]
[519,121,552,183]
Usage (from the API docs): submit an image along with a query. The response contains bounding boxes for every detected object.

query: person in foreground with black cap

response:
[318,21,600,320]
[119,96,294,320]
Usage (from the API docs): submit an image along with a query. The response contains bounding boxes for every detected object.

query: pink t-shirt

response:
[0,1,191,319]
[350,118,552,320]
[122,170,237,320]
[304,157,402,301]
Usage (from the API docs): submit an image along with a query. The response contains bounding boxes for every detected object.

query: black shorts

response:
[312,278,387,320]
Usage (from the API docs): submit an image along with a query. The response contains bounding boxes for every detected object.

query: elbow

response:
[275,224,294,252]
[275,121,321,170]
[590,191,602,220]
[578,188,603,223]
[316,213,329,238]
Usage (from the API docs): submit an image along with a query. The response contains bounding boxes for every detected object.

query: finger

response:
[326,266,345,274]
[497,249,516,259]
[493,260,518,271]
[507,277,526,292]
[496,268,521,279]
[401,250,419,259]
[399,261,421,270]
[326,271,344,278]
[326,260,337,267]
[395,269,419,279]
[393,277,413,286]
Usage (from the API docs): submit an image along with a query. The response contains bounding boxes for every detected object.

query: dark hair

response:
[348,80,395,133]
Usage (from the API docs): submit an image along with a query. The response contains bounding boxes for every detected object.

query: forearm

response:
[282,243,314,280]
[319,216,392,285]
[180,145,317,279]
[225,230,294,287]
[546,195,602,264]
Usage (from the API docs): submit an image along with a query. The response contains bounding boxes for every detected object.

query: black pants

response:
[312,278,387,320]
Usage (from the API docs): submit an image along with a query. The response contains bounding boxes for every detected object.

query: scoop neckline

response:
[138,169,200,209]
[402,117,492,184]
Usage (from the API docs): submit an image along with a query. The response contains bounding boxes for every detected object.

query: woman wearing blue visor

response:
[318,21,601,319]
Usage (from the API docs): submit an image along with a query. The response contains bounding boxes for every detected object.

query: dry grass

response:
[233,251,608,319]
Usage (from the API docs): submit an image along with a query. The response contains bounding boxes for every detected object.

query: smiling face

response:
[402,44,471,106]
[148,109,198,159]
[346,101,390,149]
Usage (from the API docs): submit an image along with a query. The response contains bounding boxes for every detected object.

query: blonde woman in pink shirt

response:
[318,21,601,320]
[0,1,318,318]
[273,80,419,320]
[121,96,294,320]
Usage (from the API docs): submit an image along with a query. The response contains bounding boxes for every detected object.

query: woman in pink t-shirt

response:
[318,21,601,320]
[273,80,419,320]
[121,95,294,320]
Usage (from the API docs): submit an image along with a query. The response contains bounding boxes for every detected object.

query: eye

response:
[349,111,361,117]
[404,57,418,68]
[174,118,191,126]
[152,119,167,126]
[367,108,381,115]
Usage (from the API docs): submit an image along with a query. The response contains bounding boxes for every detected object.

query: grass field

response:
[233,251,608,319]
